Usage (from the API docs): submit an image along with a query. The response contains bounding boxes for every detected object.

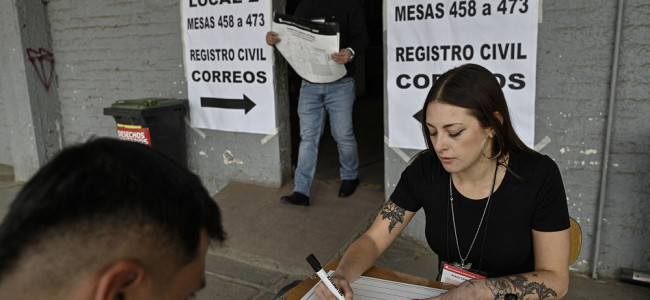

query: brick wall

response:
[48,0,188,143]
[47,0,288,193]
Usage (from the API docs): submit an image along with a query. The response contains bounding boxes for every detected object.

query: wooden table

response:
[279,260,454,299]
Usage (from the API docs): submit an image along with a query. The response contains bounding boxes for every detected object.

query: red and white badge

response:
[439,262,486,285]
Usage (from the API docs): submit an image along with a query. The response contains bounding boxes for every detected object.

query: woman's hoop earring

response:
[481,136,501,160]
[482,149,502,160]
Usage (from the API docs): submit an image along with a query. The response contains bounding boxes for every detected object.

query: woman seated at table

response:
[316,63,570,300]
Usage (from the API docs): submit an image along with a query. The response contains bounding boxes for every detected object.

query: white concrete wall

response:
[0,0,63,180]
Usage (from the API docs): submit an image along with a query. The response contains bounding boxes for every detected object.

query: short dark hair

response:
[420,63,533,159]
[0,138,225,283]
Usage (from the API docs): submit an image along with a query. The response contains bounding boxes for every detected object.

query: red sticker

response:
[116,125,151,146]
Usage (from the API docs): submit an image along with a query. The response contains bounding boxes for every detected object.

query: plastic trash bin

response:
[103,98,188,166]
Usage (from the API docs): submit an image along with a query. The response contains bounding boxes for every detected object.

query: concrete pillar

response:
[0,0,63,181]
[271,0,292,185]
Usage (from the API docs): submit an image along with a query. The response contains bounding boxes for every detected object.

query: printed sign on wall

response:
[181,0,275,134]
[387,0,538,149]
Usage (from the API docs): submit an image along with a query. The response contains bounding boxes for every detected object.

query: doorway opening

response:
[286,0,384,192]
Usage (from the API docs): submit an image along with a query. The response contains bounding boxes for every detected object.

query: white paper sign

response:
[181,0,276,134]
[387,0,539,149]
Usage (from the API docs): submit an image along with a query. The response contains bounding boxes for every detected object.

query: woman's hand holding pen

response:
[315,273,354,300]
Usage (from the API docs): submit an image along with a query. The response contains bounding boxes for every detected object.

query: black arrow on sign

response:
[200,95,256,114]
[412,109,423,122]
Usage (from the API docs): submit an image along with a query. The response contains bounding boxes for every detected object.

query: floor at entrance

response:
[212,94,386,274]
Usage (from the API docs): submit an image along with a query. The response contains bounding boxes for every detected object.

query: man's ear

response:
[94,260,145,300]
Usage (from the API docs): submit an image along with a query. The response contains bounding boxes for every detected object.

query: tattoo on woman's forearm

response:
[485,274,558,300]
[380,200,405,233]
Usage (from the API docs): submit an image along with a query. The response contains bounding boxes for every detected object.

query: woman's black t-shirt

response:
[390,151,570,278]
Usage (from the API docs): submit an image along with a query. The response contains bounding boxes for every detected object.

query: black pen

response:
[306,254,345,300]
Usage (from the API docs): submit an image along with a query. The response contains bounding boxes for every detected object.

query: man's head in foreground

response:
[0,138,225,299]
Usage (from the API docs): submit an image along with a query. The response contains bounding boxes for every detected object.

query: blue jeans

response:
[293,77,359,196]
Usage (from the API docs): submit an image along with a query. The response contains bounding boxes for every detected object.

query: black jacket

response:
[294,0,369,78]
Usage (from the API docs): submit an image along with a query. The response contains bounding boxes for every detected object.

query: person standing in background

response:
[266,0,369,206]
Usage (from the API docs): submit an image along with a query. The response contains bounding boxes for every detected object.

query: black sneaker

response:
[280,192,310,206]
[338,178,359,198]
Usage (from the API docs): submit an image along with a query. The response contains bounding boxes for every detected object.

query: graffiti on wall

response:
[26,48,55,91]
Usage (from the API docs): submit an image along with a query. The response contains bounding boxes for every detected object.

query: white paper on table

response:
[300,271,446,300]
[271,13,346,83]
